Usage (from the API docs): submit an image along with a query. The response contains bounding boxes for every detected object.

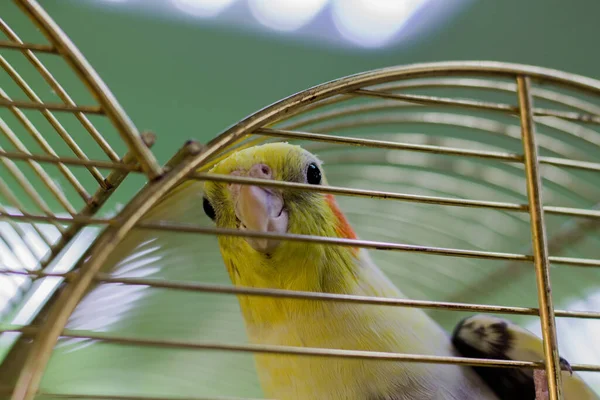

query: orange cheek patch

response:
[325,194,359,255]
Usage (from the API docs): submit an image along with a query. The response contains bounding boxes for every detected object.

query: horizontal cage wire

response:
[1,1,600,400]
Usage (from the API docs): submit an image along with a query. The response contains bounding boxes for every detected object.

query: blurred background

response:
[2,0,600,398]
[27,0,600,164]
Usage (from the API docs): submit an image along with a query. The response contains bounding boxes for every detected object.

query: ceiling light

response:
[172,0,237,18]
[248,0,329,32]
[332,0,427,48]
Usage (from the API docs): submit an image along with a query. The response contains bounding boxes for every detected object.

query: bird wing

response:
[451,314,600,400]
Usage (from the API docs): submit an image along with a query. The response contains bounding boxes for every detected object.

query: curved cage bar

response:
[1,1,600,400]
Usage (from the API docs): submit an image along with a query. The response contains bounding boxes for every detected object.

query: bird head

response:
[202,142,358,288]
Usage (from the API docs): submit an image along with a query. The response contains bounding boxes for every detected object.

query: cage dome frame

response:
[1,1,600,400]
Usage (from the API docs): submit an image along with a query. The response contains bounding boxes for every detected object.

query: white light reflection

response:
[172,0,237,18]
[11,226,99,326]
[248,0,329,32]
[332,0,428,48]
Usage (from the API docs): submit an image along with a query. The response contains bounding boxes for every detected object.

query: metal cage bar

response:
[0,17,121,163]
[2,1,600,395]
[517,76,564,400]
[12,0,162,179]
[5,60,600,399]
[1,269,599,320]
[3,211,600,269]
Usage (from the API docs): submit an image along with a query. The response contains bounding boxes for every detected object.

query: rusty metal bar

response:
[0,98,103,114]
[0,40,56,53]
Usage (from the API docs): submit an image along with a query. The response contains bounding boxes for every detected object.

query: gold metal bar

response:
[191,172,528,211]
[0,40,56,53]
[6,138,198,400]
[0,126,328,398]
[33,131,155,273]
[276,105,588,167]
[544,206,600,218]
[0,204,45,260]
[8,60,600,400]
[3,268,599,320]
[0,268,598,319]
[10,328,590,372]
[14,0,163,179]
[3,212,600,268]
[0,19,121,162]
[0,180,56,244]
[94,275,600,319]
[259,127,600,173]
[448,205,600,304]
[35,394,268,400]
[0,154,66,232]
[355,88,600,124]
[55,332,598,373]
[0,84,93,199]
[0,213,531,261]
[0,234,31,270]
[190,172,600,220]
[0,54,105,187]
[0,269,71,278]
[370,78,600,115]
[258,127,524,161]
[275,100,419,131]
[355,88,518,112]
[355,79,600,151]
[2,327,598,374]
[163,140,205,171]
[0,120,78,215]
[5,325,593,373]
[0,150,141,171]
[517,76,563,400]
[546,256,600,267]
[0,98,103,113]
[538,156,600,173]
[278,72,600,131]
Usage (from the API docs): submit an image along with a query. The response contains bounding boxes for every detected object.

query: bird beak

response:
[229,163,289,253]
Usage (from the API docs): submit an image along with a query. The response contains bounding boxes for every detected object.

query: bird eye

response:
[306,163,321,185]
[203,197,216,221]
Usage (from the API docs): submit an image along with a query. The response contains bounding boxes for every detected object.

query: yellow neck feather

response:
[219,227,359,327]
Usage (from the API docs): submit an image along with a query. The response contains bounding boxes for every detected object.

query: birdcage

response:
[1,1,600,400]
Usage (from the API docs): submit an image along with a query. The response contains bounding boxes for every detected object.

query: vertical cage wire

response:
[2,1,600,399]
[517,75,563,400]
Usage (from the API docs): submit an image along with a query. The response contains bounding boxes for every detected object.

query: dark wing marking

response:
[452,316,536,400]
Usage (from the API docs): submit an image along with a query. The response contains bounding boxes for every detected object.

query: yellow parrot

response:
[201,142,597,400]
